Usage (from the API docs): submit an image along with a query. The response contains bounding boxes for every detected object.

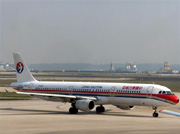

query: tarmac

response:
[0,89,180,134]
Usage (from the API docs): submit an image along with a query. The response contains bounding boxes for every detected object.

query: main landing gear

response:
[152,107,158,117]
[96,105,105,113]
[69,103,78,114]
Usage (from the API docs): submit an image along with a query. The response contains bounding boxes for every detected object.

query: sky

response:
[0,0,180,64]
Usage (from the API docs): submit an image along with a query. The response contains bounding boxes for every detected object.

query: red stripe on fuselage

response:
[14,88,179,104]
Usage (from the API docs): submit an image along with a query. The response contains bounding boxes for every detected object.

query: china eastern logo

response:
[16,62,24,74]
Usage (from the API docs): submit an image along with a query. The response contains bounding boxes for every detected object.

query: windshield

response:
[159,91,174,95]
[166,91,174,95]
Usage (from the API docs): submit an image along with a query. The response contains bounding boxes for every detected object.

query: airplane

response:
[10,53,179,117]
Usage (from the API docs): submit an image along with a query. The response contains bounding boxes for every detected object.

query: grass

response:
[0,98,30,100]
[0,92,30,100]
[0,92,29,97]
[0,75,179,93]
[1,73,179,100]
[0,80,16,87]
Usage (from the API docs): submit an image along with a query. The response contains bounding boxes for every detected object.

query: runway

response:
[1,93,180,134]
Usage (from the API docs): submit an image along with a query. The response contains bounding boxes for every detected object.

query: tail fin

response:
[13,53,36,82]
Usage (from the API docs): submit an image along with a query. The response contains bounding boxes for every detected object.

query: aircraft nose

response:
[172,95,179,104]
[175,95,179,104]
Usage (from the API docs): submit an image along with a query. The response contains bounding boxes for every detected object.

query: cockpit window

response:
[159,91,174,95]
[166,91,174,95]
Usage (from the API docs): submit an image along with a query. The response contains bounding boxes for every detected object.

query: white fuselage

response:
[12,81,177,107]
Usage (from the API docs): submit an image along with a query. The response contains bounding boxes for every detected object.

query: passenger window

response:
[163,91,166,94]
[159,91,162,94]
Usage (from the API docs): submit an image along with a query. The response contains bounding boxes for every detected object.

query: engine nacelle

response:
[116,105,134,110]
[75,100,95,112]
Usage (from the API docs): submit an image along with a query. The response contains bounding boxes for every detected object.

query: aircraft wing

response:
[16,91,97,101]
[159,110,180,117]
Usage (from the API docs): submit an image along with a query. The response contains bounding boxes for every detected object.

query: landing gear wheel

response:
[153,112,158,117]
[96,105,105,113]
[152,107,158,117]
[69,107,78,114]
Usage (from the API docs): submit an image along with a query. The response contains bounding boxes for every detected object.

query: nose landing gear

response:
[152,107,158,117]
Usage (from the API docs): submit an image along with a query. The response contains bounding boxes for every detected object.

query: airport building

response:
[116,62,138,73]
[0,62,14,71]
[157,62,179,74]
[110,63,114,72]
[126,62,137,71]
[164,62,170,71]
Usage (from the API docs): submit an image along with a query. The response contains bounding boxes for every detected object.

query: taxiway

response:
[0,93,180,134]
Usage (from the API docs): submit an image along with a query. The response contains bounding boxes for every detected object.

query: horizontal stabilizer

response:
[159,110,180,117]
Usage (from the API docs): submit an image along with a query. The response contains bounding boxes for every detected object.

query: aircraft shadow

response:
[0,108,67,115]
[0,108,151,118]
[80,110,151,118]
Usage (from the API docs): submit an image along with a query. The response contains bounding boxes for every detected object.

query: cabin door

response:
[147,86,154,98]
[18,85,23,91]
[28,83,34,92]
[69,86,74,95]
[110,86,116,97]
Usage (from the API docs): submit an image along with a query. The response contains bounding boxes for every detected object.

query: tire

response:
[96,106,101,113]
[153,112,158,117]
[69,107,78,114]
[96,106,105,113]
[101,106,105,112]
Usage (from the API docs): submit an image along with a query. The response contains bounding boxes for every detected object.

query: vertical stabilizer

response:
[13,53,36,82]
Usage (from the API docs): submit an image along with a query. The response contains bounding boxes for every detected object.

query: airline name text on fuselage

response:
[82,86,102,89]
[122,86,143,90]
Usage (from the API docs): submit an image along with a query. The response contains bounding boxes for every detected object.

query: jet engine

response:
[75,100,95,112]
[116,105,134,110]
